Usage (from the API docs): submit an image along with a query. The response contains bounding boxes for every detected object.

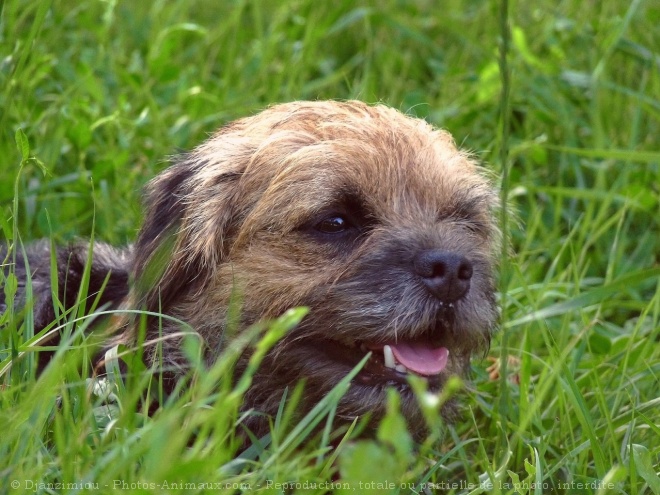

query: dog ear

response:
[131,153,243,314]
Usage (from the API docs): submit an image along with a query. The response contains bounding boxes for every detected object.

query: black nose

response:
[413,250,473,302]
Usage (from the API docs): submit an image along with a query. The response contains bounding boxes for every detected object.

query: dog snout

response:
[413,250,473,302]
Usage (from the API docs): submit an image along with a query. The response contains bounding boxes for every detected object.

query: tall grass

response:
[1,0,659,493]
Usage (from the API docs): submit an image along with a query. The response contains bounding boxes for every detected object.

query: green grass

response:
[2,0,659,493]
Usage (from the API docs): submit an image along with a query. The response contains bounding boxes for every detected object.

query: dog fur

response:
[4,100,499,436]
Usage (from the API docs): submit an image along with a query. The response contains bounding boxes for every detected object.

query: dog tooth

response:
[383,345,395,369]
[395,364,407,373]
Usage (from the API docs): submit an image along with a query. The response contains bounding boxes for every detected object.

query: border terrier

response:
[6,100,499,435]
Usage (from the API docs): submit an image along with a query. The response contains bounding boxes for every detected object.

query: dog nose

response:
[413,250,473,302]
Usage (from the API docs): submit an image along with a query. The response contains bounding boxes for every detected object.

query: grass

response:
[1,0,659,493]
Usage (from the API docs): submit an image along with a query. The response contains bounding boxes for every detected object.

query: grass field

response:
[1,0,659,493]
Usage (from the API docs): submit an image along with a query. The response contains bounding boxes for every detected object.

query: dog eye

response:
[315,216,350,234]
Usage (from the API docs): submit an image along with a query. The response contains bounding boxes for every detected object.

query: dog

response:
[4,100,499,437]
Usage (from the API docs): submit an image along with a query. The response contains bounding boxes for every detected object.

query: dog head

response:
[130,100,499,430]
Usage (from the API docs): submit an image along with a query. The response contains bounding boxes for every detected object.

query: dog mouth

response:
[311,335,451,388]
[373,341,449,376]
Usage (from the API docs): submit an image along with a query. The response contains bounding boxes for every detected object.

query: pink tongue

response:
[390,343,449,376]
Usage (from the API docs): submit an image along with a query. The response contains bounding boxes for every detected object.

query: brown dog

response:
[8,100,499,436]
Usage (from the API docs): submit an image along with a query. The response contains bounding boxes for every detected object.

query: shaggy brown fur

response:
[7,100,499,436]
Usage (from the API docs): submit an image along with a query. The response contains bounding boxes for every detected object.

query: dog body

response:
[7,101,499,433]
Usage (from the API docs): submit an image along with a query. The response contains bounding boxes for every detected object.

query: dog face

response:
[129,100,499,430]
